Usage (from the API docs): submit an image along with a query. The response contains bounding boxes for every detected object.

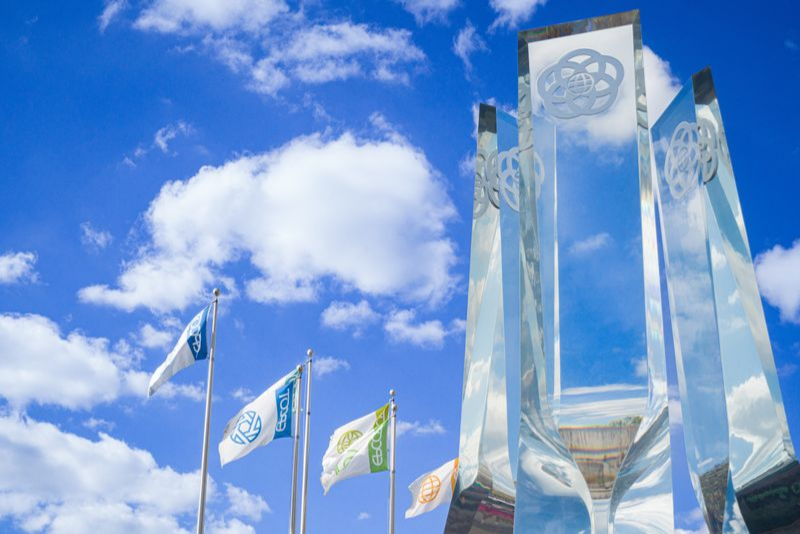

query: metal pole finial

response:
[297,364,303,374]
[389,389,396,397]
[306,348,314,358]
[212,287,221,298]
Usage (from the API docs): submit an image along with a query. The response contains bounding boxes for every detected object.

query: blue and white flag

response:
[219,368,300,467]
[147,306,211,397]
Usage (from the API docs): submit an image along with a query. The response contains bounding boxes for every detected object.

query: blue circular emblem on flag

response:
[231,411,262,445]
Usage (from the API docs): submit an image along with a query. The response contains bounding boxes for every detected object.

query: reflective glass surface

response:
[517,10,672,533]
[445,104,517,533]
[653,68,800,533]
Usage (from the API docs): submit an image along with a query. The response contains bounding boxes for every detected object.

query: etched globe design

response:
[418,475,442,504]
[664,121,702,200]
[537,48,624,119]
[567,72,594,95]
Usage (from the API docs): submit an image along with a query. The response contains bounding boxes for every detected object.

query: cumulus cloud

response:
[231,387,255,403]
[396,0,460,25]
[205,23,426,96]
[490,0,546,31]
[137,323,177,350]
[0,414,261,533]
[396,419,446,437]
[0,313,200,410]
[568,232,611,255]
[0,251,38,285]
[320,300,380,335]
[643,46,682,122]
[135,0,287,34]
[755,239,800,324]
[80,131,457,314]
[312,356,351,379]
[80,222,113,252]
[453,21,487,76]
[357,512,370,520]
[98,0,127,33]
[223,484,270,522]
[154,121,194,153]
[384,309,462,348]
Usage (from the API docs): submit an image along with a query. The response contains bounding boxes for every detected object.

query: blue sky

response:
[1,1,799,533]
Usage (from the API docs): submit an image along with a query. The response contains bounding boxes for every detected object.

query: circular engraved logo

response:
[538,48,624,119]
[498,148,520,213]
[533,151,545,200]
[230,410,262,445]
[664,121,701,200]
[336,430,363,453]
[697,118,719,184]
[418,475,442,504]
[370,430,384,466]
[474,150,499,218]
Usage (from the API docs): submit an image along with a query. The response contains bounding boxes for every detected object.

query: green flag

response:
[321,403,390,494]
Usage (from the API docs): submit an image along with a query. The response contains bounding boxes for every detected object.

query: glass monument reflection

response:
[653,67,800,533]
[515,11,673,533]
[450,10,798,534]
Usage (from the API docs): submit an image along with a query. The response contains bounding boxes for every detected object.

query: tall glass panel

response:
[445,104,517,533]
[517,10,672,532]
[653,67,800,533]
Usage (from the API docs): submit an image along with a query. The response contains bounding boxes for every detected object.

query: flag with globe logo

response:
[321,403,390,494]
[218,368,301,467]
[405,458,459,518]
[147,305,211,397]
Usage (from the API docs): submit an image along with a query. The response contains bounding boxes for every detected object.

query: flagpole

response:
[289,364,303,534]
[299,349,314,534]
[196,288,220,534]
[388,389,397,534]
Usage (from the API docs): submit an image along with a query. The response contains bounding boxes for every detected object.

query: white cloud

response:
[0,251,38,284]
[357,512,370,520]
[0,313,200,410]
[396,0,459,25]
[568,232,611,255]
[490,0,546,31]
[631,357,648,378]
[83,418,116,432]
[135,0,287,34]
[384,309,449,348]
[98,0,127,33]
[137,323,176,350]
[313,356,351,379]
[203,22,426,97]
[453,21,487,76]
[755,239,800,324]
[231,387,255,403]
[320,300,379,335]
[80,222,113,252]
[0,413,259,533]
[80,132,457,313]
[396,419,446,437]
[223,484,270,522]
[643,46,682,122]
[154,121,194,153]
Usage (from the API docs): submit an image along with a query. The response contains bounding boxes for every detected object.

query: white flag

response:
[321,403,390,495]
[219,368,300,467]
[405,458,459,519]
[148,306,211,397]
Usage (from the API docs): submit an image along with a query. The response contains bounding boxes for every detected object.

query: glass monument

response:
[653,67,800,533]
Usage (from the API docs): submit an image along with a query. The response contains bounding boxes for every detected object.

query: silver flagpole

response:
[299,349,314,534]
[289,364,303,534]
[388,389,397,534]
[196,288,220,534]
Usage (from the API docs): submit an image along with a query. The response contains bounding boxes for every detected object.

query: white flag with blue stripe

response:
[219,368,301,467]
[147,305,211,397]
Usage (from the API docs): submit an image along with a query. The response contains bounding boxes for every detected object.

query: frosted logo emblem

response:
[538,49,624,119]
[664,120,720,199]
[474,149,539,217]
[697,118,719,184]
